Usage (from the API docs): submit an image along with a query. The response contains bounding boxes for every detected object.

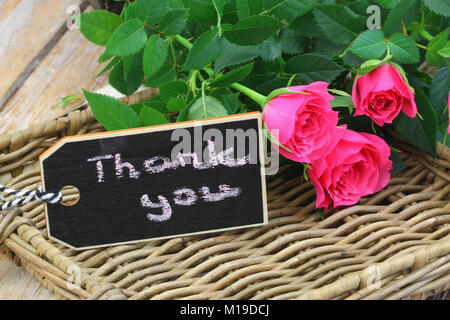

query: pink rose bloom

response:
[263,82,339,163]
[352,64,417,126]
[307,128,392,210]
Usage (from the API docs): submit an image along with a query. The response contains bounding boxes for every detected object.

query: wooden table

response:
[0,0,109,299]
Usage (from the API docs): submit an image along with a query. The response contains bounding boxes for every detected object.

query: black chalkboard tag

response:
[40,112,268,250]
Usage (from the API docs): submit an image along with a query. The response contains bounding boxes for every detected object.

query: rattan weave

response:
[0,106,449,300]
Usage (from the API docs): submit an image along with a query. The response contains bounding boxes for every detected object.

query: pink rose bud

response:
[307,128,392,210]
[352,64,417,126]
[263,82,340,163]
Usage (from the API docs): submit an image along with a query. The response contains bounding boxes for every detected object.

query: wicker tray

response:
[0,105,449,300]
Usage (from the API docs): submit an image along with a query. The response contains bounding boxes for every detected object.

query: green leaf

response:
[314,37,346,58]
[223,15,285,46]
[158,8,189,36]
[139,107,169,126]
[105,19,147,56]
[220,93,241,114]
[182,0,217,25]
[394,86,438,156]
[136,0,168,26]
[437,41,450,58]
[159,80,188,100]
[313,4,365,45]
[123,2,138,21]
[96,56,120,77]
[145,64,177,87]
[214,39,260,72]
[184,27,221,70]
[188,96,228,120]
[356,59,385,75]
[122,50,144,81]
[388,33,420,64]
[390,152,406,174]
[210,62,254,87]
[109,60,143,95]
[350,29,387,59]
[83,90,141,131]
[236,0,264,20]
[329,96,353,108]
[167,97,187,112]
[268,0,315,20]
[279,28,308,55]
[376,0,400,9]
[143,35,168,78]
[289,12,322,38]
[79,10,122,46]
[384,0,419,36]
[429,66,450,132]
[258,38,282,61]
[426,28,449,66]
[422,0,450,17]
[285,54,344,83]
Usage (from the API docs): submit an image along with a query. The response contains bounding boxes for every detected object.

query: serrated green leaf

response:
[223,15,285,46]
[437,41,450,58]
[105,19,147,56]
[384,0,419,36]
[267,0,315,20]
[236,0,264,20]
[429,66,450,133]
[159,80,188,100]
[376,0,400,9]
[109,60,143,95]
[143,35,168,78]
[123,2,138,21]
[394,85,438,156]
[390,151,406,174]
[314,37,346,58]
[79,10,122,46]
[167,97,187,112]
[122,50,144,81]
[184,27,221,70]
[426,29,449,66]
[145,64,177,87]
[388,33,420,64]
[83,90,141,131]
[137,0,168,26]
[159,8,189,36]
[220,93,241,114]
[279,28,308,55]
[350,29,387,59]
[139,106,169,126]
[313,4,365,45]
[96,56,120,77]
[285,54,344,83]
[289,11,322,38]
[258,38,282,61]
[188,96,228,120]
[423,0,450,17]
[182,0,217,25]
[210,62,254,87]
[214,39,260,72]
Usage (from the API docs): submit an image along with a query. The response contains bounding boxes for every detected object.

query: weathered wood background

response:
[0,0,109,299]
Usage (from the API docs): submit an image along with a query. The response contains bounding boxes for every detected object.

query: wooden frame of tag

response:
[39,112,268,250]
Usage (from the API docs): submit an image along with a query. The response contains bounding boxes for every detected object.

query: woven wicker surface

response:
[0,107,449,300]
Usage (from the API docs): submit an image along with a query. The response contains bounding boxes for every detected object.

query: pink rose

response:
[263,82,339,163]
[307,128,392,210]
[352,64,417,126]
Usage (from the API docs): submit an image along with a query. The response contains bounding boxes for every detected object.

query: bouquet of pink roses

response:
[78,0,450,213]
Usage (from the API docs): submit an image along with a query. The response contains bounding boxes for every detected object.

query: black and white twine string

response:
[0,184,62,211]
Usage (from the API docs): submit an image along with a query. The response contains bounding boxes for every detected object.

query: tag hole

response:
[60,186,80,207]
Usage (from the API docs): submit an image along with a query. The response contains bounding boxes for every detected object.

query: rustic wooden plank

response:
[0,13,110,135]
[0,253,56,300]
[0,0,84,109]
